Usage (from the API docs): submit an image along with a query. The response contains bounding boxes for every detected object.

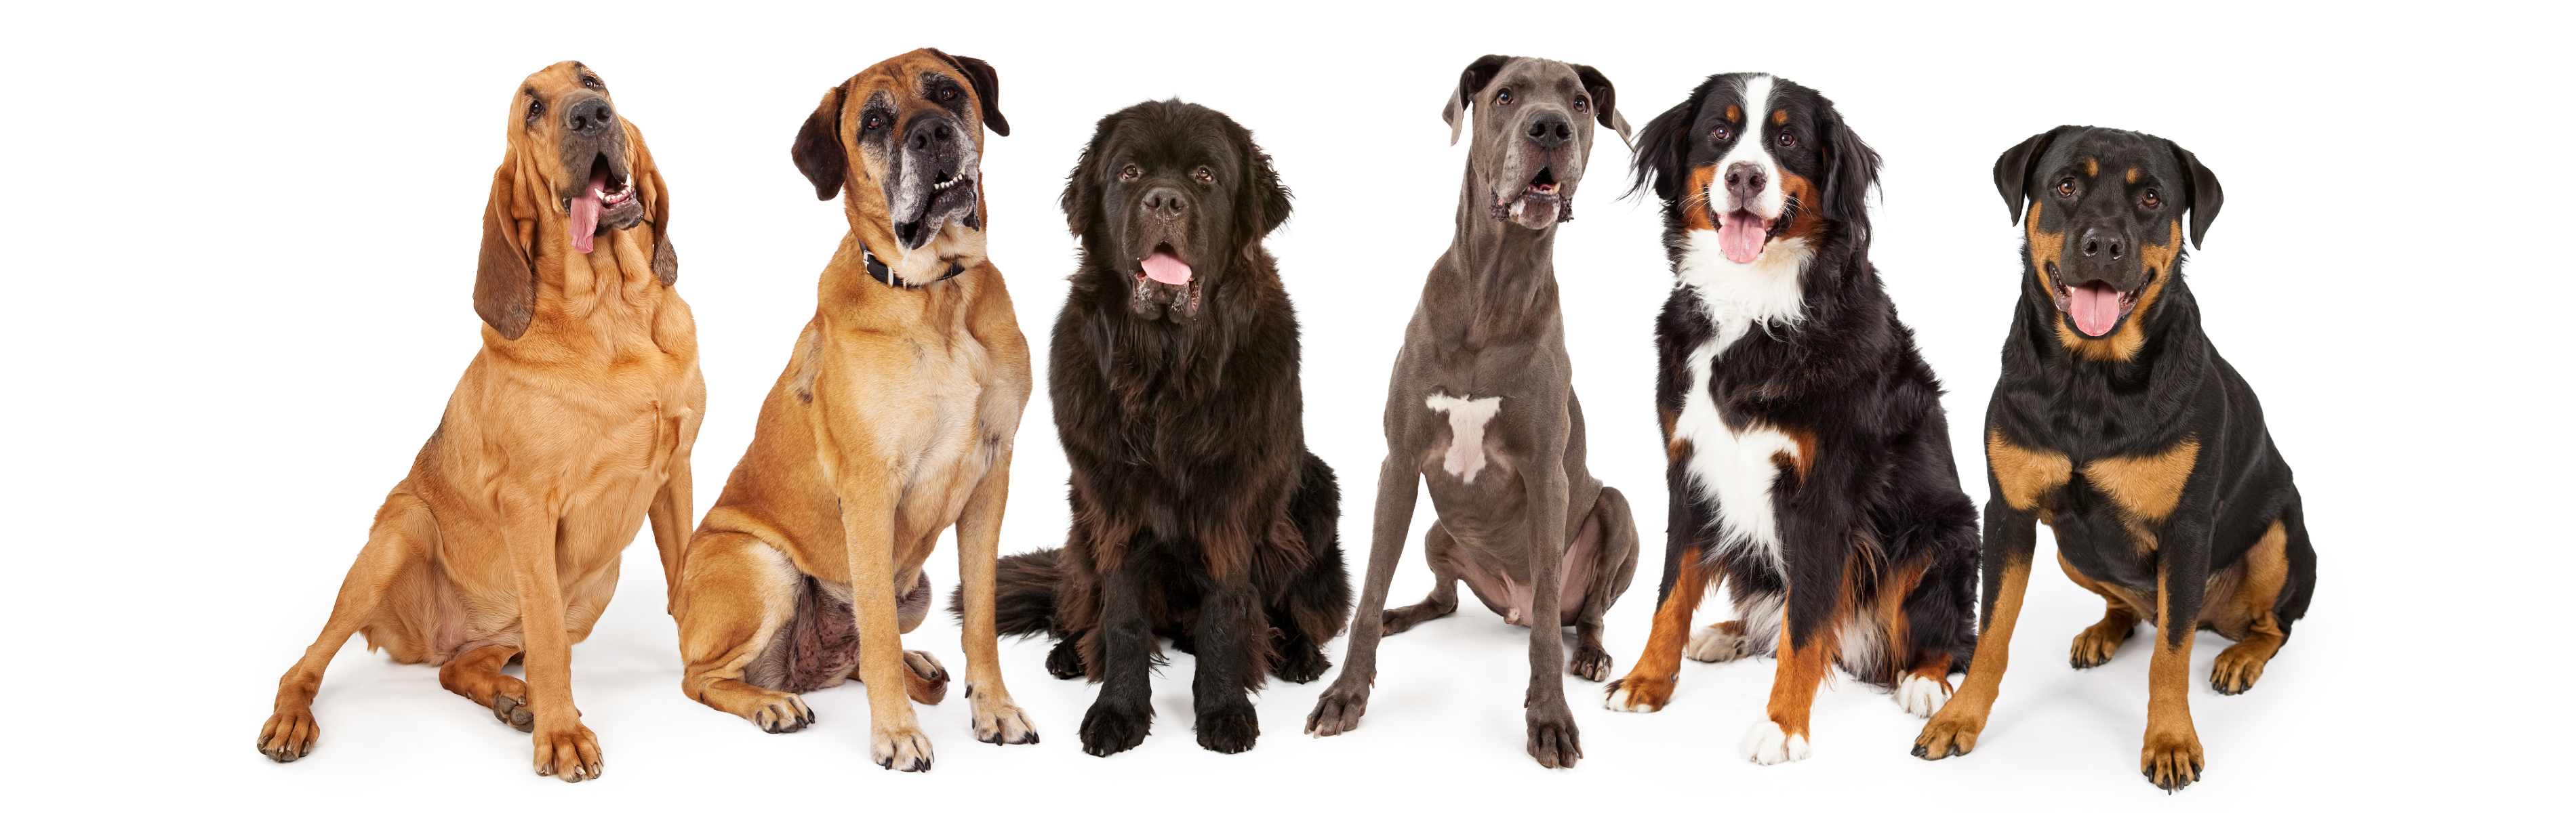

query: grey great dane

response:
[1304,55,1640,769]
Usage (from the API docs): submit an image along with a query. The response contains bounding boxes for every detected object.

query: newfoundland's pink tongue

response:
[1141,251,1192,286]
[2068,282,2122,337]
[567,175,605,254]
[1718,211,1768,264]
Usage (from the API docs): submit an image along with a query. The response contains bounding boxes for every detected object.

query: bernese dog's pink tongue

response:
[567,176,605,254]
[1718,211,1767,264]
[1141,252,1192,286]
[2068,282,2122,337]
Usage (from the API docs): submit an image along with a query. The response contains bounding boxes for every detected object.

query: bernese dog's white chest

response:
[1670,230,1811,569]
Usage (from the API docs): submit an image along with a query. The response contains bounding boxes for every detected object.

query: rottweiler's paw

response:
[1567,644,1613,682]
[1603,674,1673,713]
[2209,642,2272,695]
[871,723,934,772]
[1741,720,1811,765]
[1045,638,1085,680]
[2141,728,2205,792]
[1912,708,1985,760]
[902,650,950,705]
[1078,700,1150,757]
[2070,620,2134,669]
[256,708,319,763]
[1195,704,1260,754]
[748,693,814,734]
[531,722,603,783]
[1685,624,1754,663]
[1895,672,1953,718]
[969,692,1039,745]
[1525,699,1584,769]
[1304,679,1371,736]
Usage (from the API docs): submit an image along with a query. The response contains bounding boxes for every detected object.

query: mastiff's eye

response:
[938,86,959,102]
[2055,178,2077,198]
[1776,129,1796,148]
[1572,95,1589,112]
[2141,188,2162,209]
[1120,164,1142,182]
[1712,124,1732,141]
[861,112,887,132]
[525,99,544,122]
[1495,87,1514,106]
[1192,166,1215,184]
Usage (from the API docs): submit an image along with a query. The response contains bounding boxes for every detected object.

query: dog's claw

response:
[969,692,1040,746]
[530,723,603,783]
[1045,638,1085,680]
[1196,703,1260,754]
[1525,698,1583,769]
[1079,700,1150,757]
[870,724,934,772]
[1304,678,1370,737]
[491,694,536,732]
[256,708,320,763]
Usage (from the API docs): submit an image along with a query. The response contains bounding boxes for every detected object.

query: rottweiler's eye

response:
[938,86,959,102]
[2055,178,2077,198]
[2141,188,2162,209]
[1573,95,1589,112]
[525,100,544,121]
[1776,130,1796,148]
[861,112,887,132]
[1192,167,1215,184]
[1712,124,1732,141]
[1495,87,1514,106]
[1119,164,1142,182]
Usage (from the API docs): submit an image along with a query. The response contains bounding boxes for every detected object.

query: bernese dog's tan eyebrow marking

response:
[2084,157,2099,177]
[1724,104,1742,123]
[1772,108,1789,125]
[2127,167,2142,184]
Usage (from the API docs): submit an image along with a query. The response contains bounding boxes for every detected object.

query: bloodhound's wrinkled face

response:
[515,62,642,255]
[1995,126,2222,356]
[792,48,1008,283]
[1443,56,1629,230]
[1628,72,1879,266]
[1061,100,1289,325]
[477,62,675,340]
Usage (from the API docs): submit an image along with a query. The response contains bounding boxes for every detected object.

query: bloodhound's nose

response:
[565,97,614,135]
[2080,227,2125,259]
[1525,113,1573,150]
[1140,186,1188,217]
[1723,161,1767,203]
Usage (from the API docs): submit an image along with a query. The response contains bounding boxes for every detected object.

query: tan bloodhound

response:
[255,62,701,783]
[671,48,1034,772]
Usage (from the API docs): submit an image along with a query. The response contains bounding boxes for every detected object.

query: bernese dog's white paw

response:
[1740,720,1811,765]
[1895,673,1952,718]
[1685,625,1753,663]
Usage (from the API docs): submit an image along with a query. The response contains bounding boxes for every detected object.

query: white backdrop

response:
[5,1,2564,807]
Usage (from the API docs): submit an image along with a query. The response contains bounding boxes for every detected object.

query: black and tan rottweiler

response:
[1913,126,2318,792]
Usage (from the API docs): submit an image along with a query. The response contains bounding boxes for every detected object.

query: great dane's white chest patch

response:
[1425,393,1503,483]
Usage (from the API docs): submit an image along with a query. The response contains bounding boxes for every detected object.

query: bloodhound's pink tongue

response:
[1141,250,1192,285]
[567,175,606,254]
[1718,211,1767,264]
[2068,281,2122,337]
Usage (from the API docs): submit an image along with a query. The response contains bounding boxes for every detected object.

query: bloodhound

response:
[255,62,701,783]
[671,48,1034,772]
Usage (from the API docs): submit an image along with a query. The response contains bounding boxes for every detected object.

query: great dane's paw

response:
[2070,619,2134,669]
[870,723,935,772]
[1195,703,1260,755]
[1567,644,1613,682]
[2141,726,2206,792]
[1602,674,1674,713]
[1912,707,1986,760]
[748,693,814,734]
[969,692,1039,745]
[1079,699,1150,757]
[256,708,319,763]
[1685,624,1754,663]
[1303,679,1371,737]
[1895,672,1954,718]
[1741,720,1811,766]
[1524,699,1584,769]
[902,650,950,705]
[1272,642,1331,684]
[1045,638,1085,680]
[491,690,536,733]
[2209,642,2272,695]
[530,722,603,783]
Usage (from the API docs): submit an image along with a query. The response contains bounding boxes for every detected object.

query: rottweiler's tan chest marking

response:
[1986,430,2070,512]
[2082,438,2200,524]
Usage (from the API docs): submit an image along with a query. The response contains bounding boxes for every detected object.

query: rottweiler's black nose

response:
[1724,161,1767,203]
[2080,227,2125,259]
[565,97,614,135]
[1140,186,1188,216]
[909,120,957,152]
[1526,114,1572,149]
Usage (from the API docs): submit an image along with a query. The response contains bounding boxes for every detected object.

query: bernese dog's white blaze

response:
[1424,393,1503,484]
[1712,74,1785,221]
[1742,720,1811,765]
[1894,672,1951,717]
[1671,229,1811,570]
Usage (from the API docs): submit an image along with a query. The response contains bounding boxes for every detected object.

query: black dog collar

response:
[862,247,965,289]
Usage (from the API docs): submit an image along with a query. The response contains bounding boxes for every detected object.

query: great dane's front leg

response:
[1305,454,1422,737]
[1192,564,1262,753]
[1079,545,1154,757]
[501,507,601,782]
[954,449,1038,746]
[836,463,929,772]
[1520,402,1579,768]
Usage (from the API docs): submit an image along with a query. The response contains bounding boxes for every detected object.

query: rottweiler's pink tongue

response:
[567,176,605,254]
[1141,251,1192,285]
[2068,282,2122,337]
[1718,211,1767,264]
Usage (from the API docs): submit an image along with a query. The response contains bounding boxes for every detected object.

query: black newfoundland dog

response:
[970,100,1349,757]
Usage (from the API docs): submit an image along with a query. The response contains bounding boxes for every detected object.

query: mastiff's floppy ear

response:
[475,161,538,339]
[931,49,1009,136]
[628,121,677,286]
[1441,54,1512,145]
[791,83,849,201]
[1570,62,1632,146]
[1994,125,2080,224]
[2165,139,2223,248]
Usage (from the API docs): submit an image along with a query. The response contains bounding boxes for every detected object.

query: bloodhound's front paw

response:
[901,650,950,705]
[530,722,603,782]
[969,692,1039,745]
[871,722,934,772]
[256,708,320,763]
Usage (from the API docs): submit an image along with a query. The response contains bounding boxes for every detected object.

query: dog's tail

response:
[947,547,1063,639]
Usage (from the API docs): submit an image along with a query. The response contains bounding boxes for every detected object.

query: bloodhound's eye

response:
[861,112,888,132]
[1572,95,1589,112]
[1120,164,1142,182]
[1495,87,1514,106]
[1712,123,1732,141]
[525,99,544,123]
[1192,166,1215,185]
[2141,188,2162,209]
[580,75,603,91]
[2055,178,2078,198]
[1776,129,1796,148]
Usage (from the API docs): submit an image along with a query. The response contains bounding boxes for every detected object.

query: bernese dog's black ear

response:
[1625,89,1697,202]
[1569,62,1631,146]
[1442,54,1512,145]
[2165,139,2223,248]
[791,82,849,202]
[1994,125,2079,225]
[1819,102,1881,241]
[1060,108,1123,238]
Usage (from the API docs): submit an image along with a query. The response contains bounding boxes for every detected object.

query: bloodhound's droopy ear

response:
[931,49,1009,136]
[628,121,677,286]
[792,83,848,201]
[475,161,538,339]
[1442,54,1512,145]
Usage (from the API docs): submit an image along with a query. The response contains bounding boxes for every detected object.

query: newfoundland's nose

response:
[2080,227,2126,260]
[1525,113,1573,150]
[1723,161,1767,203]
[565,97,614,136]
[1140,186,1189,217]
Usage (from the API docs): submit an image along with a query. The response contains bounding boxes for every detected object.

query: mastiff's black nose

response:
[565,97,614,135]
[2079,227,2125,259]
[909,118,958,152]
[1525,114,1572,150]
[1723,161,1767,203]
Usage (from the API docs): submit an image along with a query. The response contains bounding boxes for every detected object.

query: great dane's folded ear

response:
[930,49,1009,137]
[2165,139,2223,248]
[475,162,538,339]
[1570,63,1632,147]
[1994,125,2081,225]
[628,121,677,287]
[1626,91,1697,202]
[792,83,849,201]
[1442,54,1512,145]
